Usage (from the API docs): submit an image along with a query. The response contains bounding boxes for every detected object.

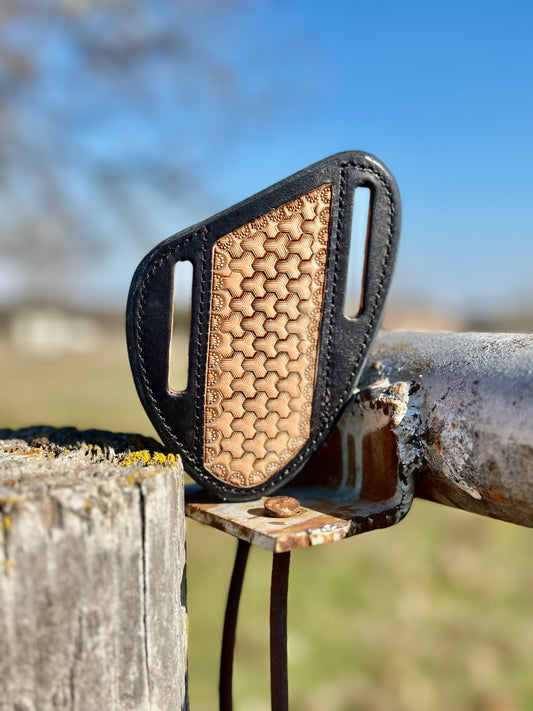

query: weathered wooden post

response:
[0,427,188,711]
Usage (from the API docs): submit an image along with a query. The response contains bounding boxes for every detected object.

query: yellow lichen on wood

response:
[0,496,25,508]
[119,467,170,487]
[0,497,24,537]
[119,450,177,468]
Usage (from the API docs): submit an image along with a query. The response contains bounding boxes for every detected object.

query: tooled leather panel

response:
[204,184,332,487]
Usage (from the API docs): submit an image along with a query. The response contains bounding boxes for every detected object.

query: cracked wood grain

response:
[0,427,188,711]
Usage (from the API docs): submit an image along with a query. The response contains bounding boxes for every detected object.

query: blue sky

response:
[198,0,532,317]
[1,0,532,319]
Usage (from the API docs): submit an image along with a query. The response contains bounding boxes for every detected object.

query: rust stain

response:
[291,425,345,490]
[264,496,301,518]
[483,489,510,505]
[360,427,398,501]
[346,432,357,490]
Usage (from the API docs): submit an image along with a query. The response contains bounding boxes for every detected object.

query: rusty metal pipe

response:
[361,332,533,527]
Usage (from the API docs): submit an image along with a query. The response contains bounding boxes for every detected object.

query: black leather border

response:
[126,151,401,500]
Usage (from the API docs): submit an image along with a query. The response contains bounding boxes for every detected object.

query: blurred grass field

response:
[1,326,532,711]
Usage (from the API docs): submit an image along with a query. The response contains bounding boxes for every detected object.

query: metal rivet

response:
[264,496,301,518]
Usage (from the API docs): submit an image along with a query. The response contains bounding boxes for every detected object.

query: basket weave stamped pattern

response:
[204,184,333,487]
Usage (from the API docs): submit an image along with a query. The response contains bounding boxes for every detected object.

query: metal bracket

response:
[185,379,415,710]
[185,377,414,550]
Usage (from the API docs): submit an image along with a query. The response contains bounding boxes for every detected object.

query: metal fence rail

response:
[368,331,533,527]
